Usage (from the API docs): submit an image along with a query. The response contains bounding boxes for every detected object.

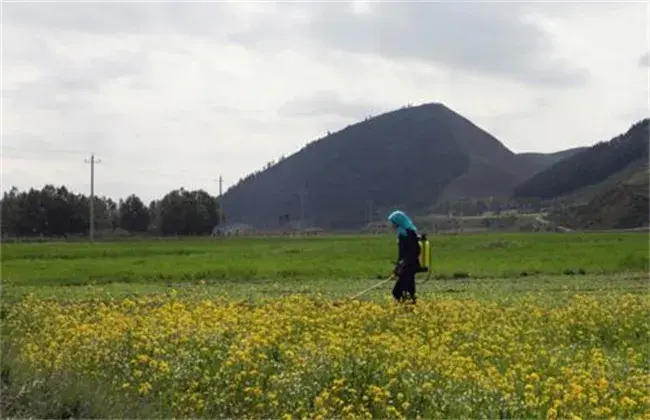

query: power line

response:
[1,146,266,203]
[121,164,218,180]
[1,145,249,189]
[2,151,222,185]
[1,147,221,181]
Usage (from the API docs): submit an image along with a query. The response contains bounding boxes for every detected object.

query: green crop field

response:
[1,232,649,418]
[2,231,648,301]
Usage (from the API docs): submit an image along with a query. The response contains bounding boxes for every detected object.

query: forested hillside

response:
[549,165,649,230]
[513,119,649,199]
[222,103,551,229]
[517,147,587,168]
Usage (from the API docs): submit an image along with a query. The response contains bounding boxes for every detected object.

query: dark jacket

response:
[398,228,421,269]
[388,210,421,271]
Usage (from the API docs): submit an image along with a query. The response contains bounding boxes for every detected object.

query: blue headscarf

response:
[388,210,418,237]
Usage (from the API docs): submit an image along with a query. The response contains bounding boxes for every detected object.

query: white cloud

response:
[639,52,650,67]
[488,2,649,152]
[1,1,648,203]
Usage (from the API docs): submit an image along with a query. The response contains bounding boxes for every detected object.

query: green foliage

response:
[2,232,647,302]
[1,233,648,418]
[1,185,222,238]
[119,194,150,233]
[0,185,92,237]
[157,188,220,235]
[619,253,650,271]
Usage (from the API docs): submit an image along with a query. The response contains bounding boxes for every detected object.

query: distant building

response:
[212,223,254,236]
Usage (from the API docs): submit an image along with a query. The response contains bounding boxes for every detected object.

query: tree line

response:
[1,185,223,238]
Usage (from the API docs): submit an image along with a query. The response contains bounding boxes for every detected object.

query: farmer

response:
[387,210,421,304]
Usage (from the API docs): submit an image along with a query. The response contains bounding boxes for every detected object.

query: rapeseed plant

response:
[3,292,649,418]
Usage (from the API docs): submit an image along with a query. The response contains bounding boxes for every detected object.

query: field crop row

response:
[1,232,648,418]
[2,233,647,289]
[2,293,649,418]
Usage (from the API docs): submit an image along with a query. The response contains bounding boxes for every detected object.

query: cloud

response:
[2,2,232,36]
[8,2,588,88]
[279,91,379,119]
[228,2,589,88]
[639,52,650,67]
[1,1,648,203]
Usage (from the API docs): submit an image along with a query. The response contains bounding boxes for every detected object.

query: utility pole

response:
[214,175,224,227]
[459,202,464,233]
[85,153,101,242]
[219,175,224,225]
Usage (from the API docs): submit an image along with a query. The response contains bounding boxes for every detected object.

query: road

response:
[535,215,574,232]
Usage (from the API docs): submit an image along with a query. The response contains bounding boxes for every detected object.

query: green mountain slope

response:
[563,159,649,204]
[517,147,587,168]
[222,103,549,229]
[513,118,649,200]
[549,165,649,230]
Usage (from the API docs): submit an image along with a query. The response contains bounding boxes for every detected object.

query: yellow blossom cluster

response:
[4,292,649,419]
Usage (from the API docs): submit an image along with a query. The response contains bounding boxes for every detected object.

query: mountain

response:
[561,158,649,204]
[517,147,587,168]
[222,103,552,230]
[548,164,649,230]
[513,118,649,200]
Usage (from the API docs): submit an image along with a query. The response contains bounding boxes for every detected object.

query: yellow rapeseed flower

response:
[3,292,648,419]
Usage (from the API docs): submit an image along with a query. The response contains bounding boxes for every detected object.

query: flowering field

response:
[3,291,649,418]
[1,233,649,418]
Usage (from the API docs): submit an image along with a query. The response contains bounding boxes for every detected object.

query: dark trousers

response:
[392,266,416,303]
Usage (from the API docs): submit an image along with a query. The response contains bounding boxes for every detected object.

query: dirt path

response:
[535,215,574,232]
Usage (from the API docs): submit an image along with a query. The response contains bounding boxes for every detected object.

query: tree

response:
[0,185,220,238]
[1,187,21,237]
[159,188,220,235]
[40,185,73,236]
[119,194,150,232]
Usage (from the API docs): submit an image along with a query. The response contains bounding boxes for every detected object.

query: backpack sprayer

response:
[334,233,432,305]
[417,233,432,280]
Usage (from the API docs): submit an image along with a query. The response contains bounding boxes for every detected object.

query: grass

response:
[1,232,648,302]
[1,231,649,418]
[4,272,649,306]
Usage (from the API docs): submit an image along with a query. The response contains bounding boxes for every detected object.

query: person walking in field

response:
[387,210,421,304]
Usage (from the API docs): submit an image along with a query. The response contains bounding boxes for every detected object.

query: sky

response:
[2,1,649,203]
